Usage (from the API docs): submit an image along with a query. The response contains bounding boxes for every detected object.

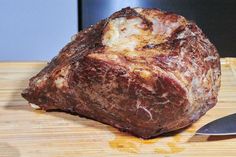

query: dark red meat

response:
[22,7,221,139]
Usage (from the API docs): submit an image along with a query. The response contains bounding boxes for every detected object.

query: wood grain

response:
[0,58,236,157]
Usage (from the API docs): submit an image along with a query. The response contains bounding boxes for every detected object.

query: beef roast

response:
[22,7,221,139]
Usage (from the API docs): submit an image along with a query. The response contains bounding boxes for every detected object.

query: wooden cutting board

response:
[0,58,236,157]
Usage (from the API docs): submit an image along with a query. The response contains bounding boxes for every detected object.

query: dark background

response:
[78,0,236,57]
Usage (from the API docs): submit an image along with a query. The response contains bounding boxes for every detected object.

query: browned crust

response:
[22,7,221,139]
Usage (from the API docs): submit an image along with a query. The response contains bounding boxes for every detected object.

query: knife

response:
[196,113,236,135]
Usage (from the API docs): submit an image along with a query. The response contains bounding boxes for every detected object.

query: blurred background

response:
[0,0,235,61]
[0,0,77,61]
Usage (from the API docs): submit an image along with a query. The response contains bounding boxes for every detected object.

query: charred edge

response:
[168,25,186,40]
[142,37,188,50]
[109,7,153,31]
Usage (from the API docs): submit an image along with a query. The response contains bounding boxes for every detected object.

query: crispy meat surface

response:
[22,7,221,139]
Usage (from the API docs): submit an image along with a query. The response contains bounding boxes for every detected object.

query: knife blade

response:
[196,113,236,135]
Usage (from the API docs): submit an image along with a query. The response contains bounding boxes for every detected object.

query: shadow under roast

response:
[4,74,236,141]
[5,92,236,142]
[5,97,194,139]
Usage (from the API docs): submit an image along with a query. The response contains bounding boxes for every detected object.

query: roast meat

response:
[22,7,221,139]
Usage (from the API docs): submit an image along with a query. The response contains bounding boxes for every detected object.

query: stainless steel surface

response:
[196,113,236,135]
